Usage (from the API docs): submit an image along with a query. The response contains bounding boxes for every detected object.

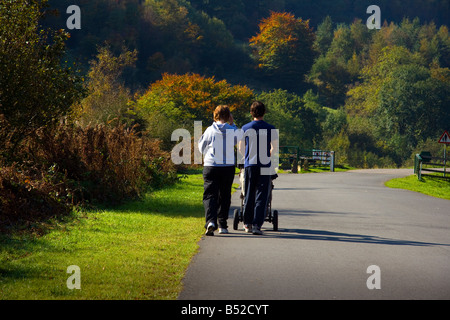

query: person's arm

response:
[268,129,279,175]
[237,134,245,168]
[271,128,279,154]
[270,139,279,156]
[198,127,211,154]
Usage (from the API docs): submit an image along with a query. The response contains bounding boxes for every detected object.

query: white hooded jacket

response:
[198,122,242,167]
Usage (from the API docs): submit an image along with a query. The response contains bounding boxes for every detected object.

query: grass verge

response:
[0,174,207,299]
[277,165,355,174]
[385,174,450,200]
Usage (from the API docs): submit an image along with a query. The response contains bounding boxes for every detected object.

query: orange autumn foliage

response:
[135,73,254,125]
[249,12,315,80]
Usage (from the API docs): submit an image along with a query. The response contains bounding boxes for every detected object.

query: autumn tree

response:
[134,73,254,148]
[249,11,316,91]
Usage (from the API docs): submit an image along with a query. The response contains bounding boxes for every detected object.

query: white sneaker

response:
[252,226,263,235]
[244,224,252,233]
[205,222,215,236]
[218,228,229,234]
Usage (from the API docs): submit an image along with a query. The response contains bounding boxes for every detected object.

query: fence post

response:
[418,160,422,180]
[444,145,447,178]
[292,159,298,173]
[330,151,335,172]
[414,154,417,174]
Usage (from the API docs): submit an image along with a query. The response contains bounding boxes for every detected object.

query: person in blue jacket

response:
[239,101,278,235]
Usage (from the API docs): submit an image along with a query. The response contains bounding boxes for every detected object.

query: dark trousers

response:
[243,166,271,228]
[203,166,236,229]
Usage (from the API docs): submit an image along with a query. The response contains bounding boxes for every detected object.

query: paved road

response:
[178,169,450,300]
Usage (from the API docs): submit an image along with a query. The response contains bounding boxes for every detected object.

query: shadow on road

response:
[221,228,450,247]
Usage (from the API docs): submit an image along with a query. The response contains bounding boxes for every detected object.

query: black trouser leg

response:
[243,166,271,228]
[243,167,257,226]
[203,166,235,230]
[216,166,235,229]
[253,174,271,228]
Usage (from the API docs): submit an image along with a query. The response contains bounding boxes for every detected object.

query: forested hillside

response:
[40,0,449,168]
[45,1,449,89]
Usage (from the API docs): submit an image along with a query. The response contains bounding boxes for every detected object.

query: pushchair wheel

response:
[272,210,278,231]
[233,209,240,230]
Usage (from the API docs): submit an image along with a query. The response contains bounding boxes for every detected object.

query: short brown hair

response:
[213,105,231,122]
[250,101,266,118]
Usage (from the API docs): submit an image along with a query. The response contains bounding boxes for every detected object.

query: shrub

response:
[0,164,72,233]
[0,122,177,231]
[27,123,177,204]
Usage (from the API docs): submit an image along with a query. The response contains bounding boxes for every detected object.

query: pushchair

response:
[233,167,278,231]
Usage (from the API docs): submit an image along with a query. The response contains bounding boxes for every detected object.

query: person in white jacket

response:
[198,105,242,236]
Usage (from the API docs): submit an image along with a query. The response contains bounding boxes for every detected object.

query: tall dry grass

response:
[0,121,177,231]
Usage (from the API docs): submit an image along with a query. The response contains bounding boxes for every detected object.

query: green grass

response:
[0,174,208,300]
[277,165,355,174]
[385,174,450,200]
[300,165,354,173]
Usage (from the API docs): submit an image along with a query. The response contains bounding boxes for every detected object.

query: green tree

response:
[0,0,83,161]
[327,24,354,62]
[346,46,424,116]
[308,21,370,108]
[349,19,373,58]
[314,16,334,55]
[390,17,421,52]
[75,46,138,126]
[345,45,450,166]
[308,54,353,108]
[258,89,321,148]
[375,64,450,162]
[417,23,450,68]
[189,0,248,39]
